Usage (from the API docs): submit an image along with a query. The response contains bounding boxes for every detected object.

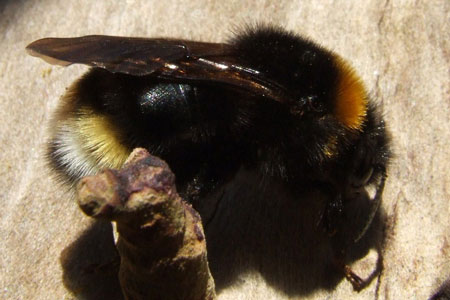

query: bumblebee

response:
[27,25,391,290]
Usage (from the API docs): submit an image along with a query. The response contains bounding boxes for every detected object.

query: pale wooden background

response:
[0,0,449,299]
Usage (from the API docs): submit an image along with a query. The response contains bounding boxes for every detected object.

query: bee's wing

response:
[26,35,292,103]
[26,35,229,75]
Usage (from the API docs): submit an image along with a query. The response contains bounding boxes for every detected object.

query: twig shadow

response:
[60,220,124,300]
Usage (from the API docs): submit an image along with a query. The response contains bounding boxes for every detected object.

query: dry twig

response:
[77,148,216,300]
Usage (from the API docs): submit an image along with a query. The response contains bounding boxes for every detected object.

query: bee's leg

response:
[324,192,344,236]
[331,252,365,291]
[332,244,384,291]
[324,190,366,289]
[353,171,386,242]
[180,161,242,229]
[312,182,345,235]
[321,185,372,291]
[182,165,219,205]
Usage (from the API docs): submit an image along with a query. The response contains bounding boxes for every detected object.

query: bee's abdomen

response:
[137,83,198,136]
[139,83,192,116]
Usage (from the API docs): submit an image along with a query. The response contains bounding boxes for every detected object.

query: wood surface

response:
[0,0,449,299]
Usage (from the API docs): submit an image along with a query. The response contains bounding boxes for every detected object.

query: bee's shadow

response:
[60,170,385,298]
[202,169,386,296]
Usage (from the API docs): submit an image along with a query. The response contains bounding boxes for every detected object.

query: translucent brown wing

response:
[26,35,292,103]
[26,35,230,75]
